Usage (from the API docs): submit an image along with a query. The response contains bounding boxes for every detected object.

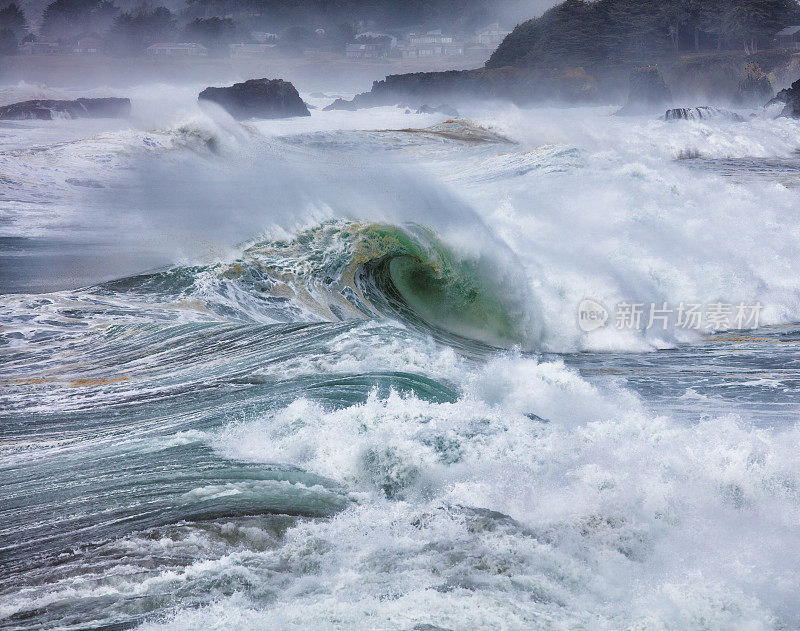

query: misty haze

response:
[2,0,800,630]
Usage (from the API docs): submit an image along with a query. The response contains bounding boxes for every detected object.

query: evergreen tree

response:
[716,0,798,50]
[277,24,316,53]
[488,0,800,69]
[181,16,242,55]
[327,21,355,53]
[0,3,26,39]
[0,26,17,54]
[40,0,117,40]
[106,6,175,56]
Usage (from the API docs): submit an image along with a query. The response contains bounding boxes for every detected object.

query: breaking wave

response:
[4,98,800,631]
[97,221,537,350]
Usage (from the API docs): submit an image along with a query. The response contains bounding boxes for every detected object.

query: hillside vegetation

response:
[488,0,800,69]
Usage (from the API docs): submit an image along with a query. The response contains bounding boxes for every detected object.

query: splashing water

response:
[2,90,800,631]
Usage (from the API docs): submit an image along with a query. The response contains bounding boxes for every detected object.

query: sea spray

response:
[3,98,800,631]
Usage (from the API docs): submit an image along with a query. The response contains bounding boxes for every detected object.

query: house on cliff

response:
[474,23,511,48]
[775,26,800,49]
[409,30,453,45]
[19,41,60,55]
[146,43,208,57]
[229,43,276,58]
[346,42,388,59]
[73,37,101,54]
[399,29,465,58]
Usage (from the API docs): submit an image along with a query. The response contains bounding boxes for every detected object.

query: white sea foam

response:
[6,97,800,350]
[3,88,800,630]
[142,348,799,630]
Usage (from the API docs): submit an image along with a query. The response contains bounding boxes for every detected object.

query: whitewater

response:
[1,82,800,630]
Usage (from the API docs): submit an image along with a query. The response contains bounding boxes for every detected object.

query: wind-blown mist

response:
[4,84,800,349]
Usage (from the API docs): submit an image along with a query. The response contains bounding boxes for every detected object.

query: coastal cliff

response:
[327,66,599,110]
[329,0,800,111]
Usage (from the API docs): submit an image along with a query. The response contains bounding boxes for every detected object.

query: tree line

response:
[0,3,27,54]
[488,0,800,69]
[0,0,507,57]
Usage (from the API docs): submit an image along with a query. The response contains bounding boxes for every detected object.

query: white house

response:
[410,30,453,45]
[146,43,208,57]
[357,31,397,47]
[73,36,101,54]
[228,43,276,58]
[19,41,60,55]
[442,43,464,56]
[250,32,278,43]
[475,23,511,47]
[345,42,387,59]
[776,26,800,49]
[398,40,464,58]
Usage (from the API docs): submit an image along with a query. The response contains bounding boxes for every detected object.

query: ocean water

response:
[1,83,800,630]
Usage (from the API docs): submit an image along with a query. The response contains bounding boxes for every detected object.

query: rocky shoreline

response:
[322,51,800,114]
[0,97,131,120]
[323,66,600,111]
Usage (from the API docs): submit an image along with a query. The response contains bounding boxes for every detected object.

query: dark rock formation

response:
[414,104,460,117]
[322,66,600,112]
[0,97,131,120]
[323,98,358,111]
[665,107,744,122]
[617,66,672,114]
[616,66,672,116]
[766,78,800,117]
[198,78,310,119]
[363,68,532,105]
[736,62,773,105]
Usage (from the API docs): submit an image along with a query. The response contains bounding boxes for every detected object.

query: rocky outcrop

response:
[665,107,744,122]
[736,62,773,105]
[324,69,514,110]
[764,52,800,95]
[323,98,357,111]
[198,78,310,119]
[323,66,600,112]
[616,66,672,116]
[0,97,131,120]
[414,104,460,117]
[766,78,800,117]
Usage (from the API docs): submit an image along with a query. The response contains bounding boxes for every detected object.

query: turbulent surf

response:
[2,86,800,631]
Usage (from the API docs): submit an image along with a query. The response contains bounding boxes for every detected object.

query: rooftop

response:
[775,26,800,37]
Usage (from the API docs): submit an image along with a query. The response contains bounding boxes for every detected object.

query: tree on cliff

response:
[325,22,355,54]
[0,27,18,54]
[105,6,175,56]
[488,0,605,69]
[277,25,317,53]
[488,0,800,69]
[713,0,797,51]
[183,0,509,32]
[181,17,243,56]
[0,3,26,39]
[40,0,118,40]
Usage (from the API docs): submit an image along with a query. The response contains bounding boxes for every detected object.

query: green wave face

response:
[99,221,536,350]
[386,254,523,348]
[351,224,533,350]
